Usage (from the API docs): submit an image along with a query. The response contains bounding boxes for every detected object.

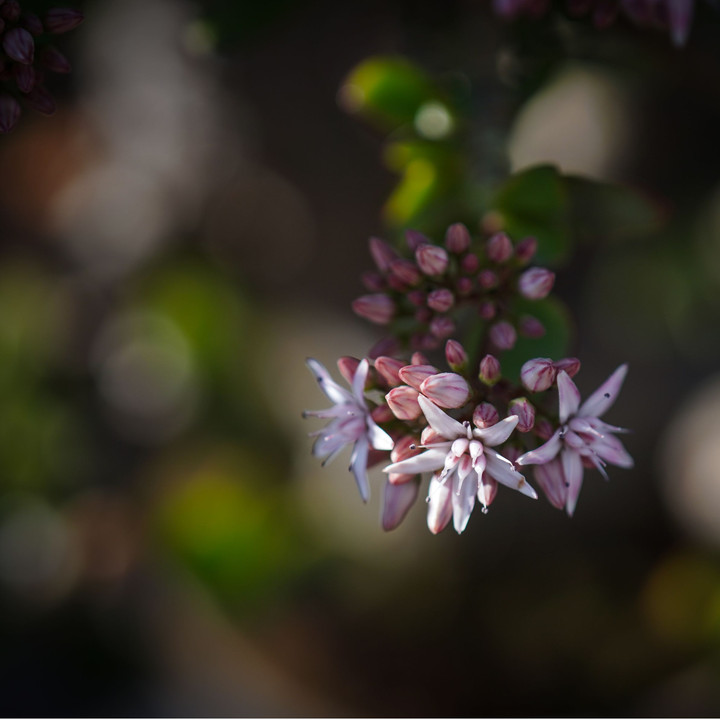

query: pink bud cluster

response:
[353,225,554,356]
[305,222,632,535]
[0,3,83,133]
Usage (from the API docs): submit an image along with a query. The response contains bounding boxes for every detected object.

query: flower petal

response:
[418,395,465,439]
[533,457,567,509]
[383,446,449,475]
[367,417,394,451]
[352,358,370,403]
[578,364,628,419]
[558,370,581,423]
[590,433,634,468]
[349,435,371,503]
[452,467,477,534]
[562,448,584,517]
[516,429,562,466]
[427,473,453,534]
[381,478,420,531]
[472,415,519,447]
[306,357,353,405]
[485,450,537,499]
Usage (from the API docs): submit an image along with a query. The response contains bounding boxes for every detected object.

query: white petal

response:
[485,450,537,499]
[516,429,562,466]
[427,473,453,534]
[383,447,449,475]
[352,358,370,404]
[381,478,420,531]
[306,357,353,405]
[472,415,519,447]
[562,448,584,517]
[418,395,465,440]
[578,364,628,419]
[558,370,581,423]
[452,467,477,534]
[367,417,394,451]
[349,435,370,503]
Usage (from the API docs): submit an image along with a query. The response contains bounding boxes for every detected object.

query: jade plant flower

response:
[305,358,393,502]
[517,365,633,516]
[383,395,537,534]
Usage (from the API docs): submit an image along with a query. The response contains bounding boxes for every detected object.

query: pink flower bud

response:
[427,288,454,312]
[44,8,85,34]
[26,85,56,115]
[479,301,496,320]
[21,12,44,36]
[3,28,34,64]
[371,405,394,425]
[417,333,440,350]
[553,357,581,378]
[479,354,501,386]
[503,445,522,465]
[407,290,426,306]
[429,315,455,339]
[509,397,535,432]
[445,339,468,371]
[352,293,395,324]
[362,271,385,291]
[486,232,513,263]
[415,244,448,276]
[337,356,360,385]
[382,479,420,531]
[387,275,407,292]
[534,418,554,440]
[460,253,479,274]
[421,372,470,408]
[515,236,538,264]
[0,94,20,133]
[368,336,400,359]
[473,402,499,428]
[520,358,556,392]
[489,321,517,350]
[421,425,442,444]
[375,356,405,387]
[519,267,555,300]
[388,435,422,484]
[478,269,498,289]
[411,352,430,365]
[369,236,397,273]
[518,315,545,338]
[41,46,72,74]
[445,223,471,253]
[414,307,432,324]
[386,386,422,420]
[1,2,21,22]
[399,364,438,391]
[406,229,431,251]
[389,259,421,286]
[13,63,34,93]
[456,277,473,296]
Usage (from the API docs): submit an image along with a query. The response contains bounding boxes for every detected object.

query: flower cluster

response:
[0,3,83,133]
[305,225,632,535]
[494,0,697,46]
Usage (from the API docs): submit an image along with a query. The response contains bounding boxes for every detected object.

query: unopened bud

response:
[407,290,426,306]
[387,275,407,292]
[456,277,473,296]
[0,94,20,133]
[479,354,501,385]
[445,339,468,371]
[1,1,21,22]
[406,229,431,251]
[399,364,438,391]
[489,321,517,350]
[514,236,538,264]
[460,253,479,274]
[44,8,85,34]
[368,336,400,359]
[553,357,581,377]
[427,288,454,312]
[369,236,397,273]
[509,397,535,432]
[534,418,554,440]
[503,445,522,465]
[420,372,470,408]
[13,63,34,93]
[337,356,360,385]
[411,352,430,365]
[520,358,556,392]
[421,425,442,445]
[473,402,499,428]
[352,293,395,324]
[362,271,385,291]
[382,479,420,530]
[429,315,455,339]
[416,244,449,276]
[388,436,421,485]
[21,12,44,36]
[519,267,555,300]
[389,259,421,286]
[445,223,471,253]
[386,386,422,420]
[486,232,513,263]
[26,85,56,115]
[41,47,72,74]
[479,301,496,320]
[371,405,395,424]
[518,315,545,338]
[414,307,432,324]
[3,28,34,64]
[478,269,498,289]
[375,356,405,387]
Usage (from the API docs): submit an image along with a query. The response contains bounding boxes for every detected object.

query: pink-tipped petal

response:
[558,370,582,423]
[590,433,634,468]
[383,446,448,476]
[578,364,628,419]
[533,457,567,509]
[473,415,519,447]
[381,478,420,531]
[562,448,584,517]
[516,428,563,466]
[427,474,453,534]
[485,450,537,499]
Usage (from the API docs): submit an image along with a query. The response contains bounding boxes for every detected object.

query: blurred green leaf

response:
[489,164,571,266]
